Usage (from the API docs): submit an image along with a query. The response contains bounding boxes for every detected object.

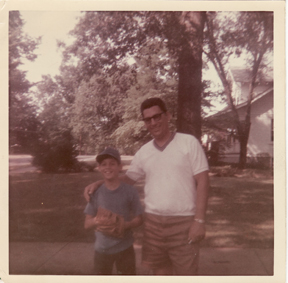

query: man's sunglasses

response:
[142,112,165,124]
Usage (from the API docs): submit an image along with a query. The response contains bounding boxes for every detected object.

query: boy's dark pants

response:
[94,245,136,275]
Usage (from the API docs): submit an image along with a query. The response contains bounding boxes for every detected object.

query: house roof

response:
[206,87,273,119]
[229,67,273,84]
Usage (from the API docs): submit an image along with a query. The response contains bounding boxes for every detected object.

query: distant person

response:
[84,97,209,275]
[84,147,143,275]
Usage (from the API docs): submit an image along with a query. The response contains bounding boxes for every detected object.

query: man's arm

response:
[188,170,210,243]
[83,175,136,202]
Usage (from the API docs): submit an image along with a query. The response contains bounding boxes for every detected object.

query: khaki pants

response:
[142,213,200,275]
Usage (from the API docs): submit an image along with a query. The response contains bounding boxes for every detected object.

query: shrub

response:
[32,130,80,173]
[209,165,239,177]
[246,152,272,169]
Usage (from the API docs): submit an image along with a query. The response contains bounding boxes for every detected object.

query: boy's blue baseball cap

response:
[96,147,121,164]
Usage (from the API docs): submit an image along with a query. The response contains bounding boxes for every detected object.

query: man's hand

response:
[188,170,209,244]
[187,221,206,244]
[84,180,104,202]
[83,175,136,202]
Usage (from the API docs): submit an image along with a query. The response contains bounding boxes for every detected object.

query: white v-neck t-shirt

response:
[126,132,209,216]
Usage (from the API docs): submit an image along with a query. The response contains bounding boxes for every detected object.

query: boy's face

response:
[98,157,122,181]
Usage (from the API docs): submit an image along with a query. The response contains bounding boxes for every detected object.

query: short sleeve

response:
[189,137,209,176]
[126,150,145,181]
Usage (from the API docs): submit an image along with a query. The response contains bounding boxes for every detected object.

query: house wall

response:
[219,90,273,164]
[238,83,249,103]
[246,91,273,158]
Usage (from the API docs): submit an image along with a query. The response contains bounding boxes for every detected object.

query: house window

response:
[226,129,237,146]
[271,118,274,142]
[227,135,231,146]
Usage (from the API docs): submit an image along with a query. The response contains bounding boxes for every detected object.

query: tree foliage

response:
[54,11,207,154]
[31,77,79,172]
[135,12,206,139]
[112,37,178,153]
[9,11,41,153]
[70,64,134,154]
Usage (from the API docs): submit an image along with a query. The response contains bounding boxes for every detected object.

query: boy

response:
[84,147,143,275]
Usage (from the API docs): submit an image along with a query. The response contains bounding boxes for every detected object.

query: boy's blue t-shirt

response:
[84,182,143,254]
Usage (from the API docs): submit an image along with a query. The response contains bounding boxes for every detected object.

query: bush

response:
[32,130,80,173]
[209,165,240,177]
[246,152,272,169]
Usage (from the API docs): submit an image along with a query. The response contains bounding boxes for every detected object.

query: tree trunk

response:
[237,122,251,169]
[176,12,206,140]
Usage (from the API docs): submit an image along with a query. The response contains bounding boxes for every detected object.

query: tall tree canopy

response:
[53,11,206,154]
[29,11,272,164]
[9,11,40,153]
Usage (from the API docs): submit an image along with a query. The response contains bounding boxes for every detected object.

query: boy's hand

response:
[84,180,104,201]
[94,207,125,238]
[123,215,143,231]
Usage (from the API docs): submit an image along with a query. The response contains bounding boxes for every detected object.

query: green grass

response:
[9,172,273,249]
[205,177,274,248]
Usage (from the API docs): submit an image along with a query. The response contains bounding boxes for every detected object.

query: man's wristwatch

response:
[194,218,205,224]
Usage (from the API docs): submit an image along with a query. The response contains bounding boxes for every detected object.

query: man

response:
[84,97,209,275]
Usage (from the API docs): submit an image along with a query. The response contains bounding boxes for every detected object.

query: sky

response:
[19,11,82,83]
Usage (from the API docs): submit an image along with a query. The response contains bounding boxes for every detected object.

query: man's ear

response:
[144,122,149,130]
[166,111,171,122]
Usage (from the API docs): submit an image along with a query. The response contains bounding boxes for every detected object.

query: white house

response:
[204,67,273,167]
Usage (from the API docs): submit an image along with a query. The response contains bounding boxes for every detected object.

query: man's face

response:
[98,157,122,181]
[142,105,170,140]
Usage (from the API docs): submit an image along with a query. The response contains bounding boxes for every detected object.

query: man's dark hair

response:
[140,97,167,116]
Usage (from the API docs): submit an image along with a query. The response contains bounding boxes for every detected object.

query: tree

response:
[55,12,145,152]
[168,12,206,139]
[60,11,146,82]
[31,77,79,173]
[70,65,133,154]
[139,12,206,139]
[9,11,40,153]
[58,11,207,152]
[204,12,273,168]
[112,37,178,153]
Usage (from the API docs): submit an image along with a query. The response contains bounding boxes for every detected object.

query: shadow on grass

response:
[203,177,274,249]
[9,172,101,243]
[9,172,273,249]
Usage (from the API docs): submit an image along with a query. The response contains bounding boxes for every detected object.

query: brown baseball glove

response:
[94,206,125,238]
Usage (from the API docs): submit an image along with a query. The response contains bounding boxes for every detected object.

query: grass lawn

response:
[205,176,273,249]
[9,171,273,249]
